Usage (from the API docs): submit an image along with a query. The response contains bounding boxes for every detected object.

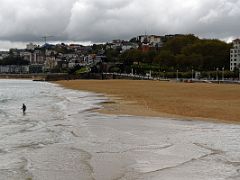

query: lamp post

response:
[176,69,179,81]
[239,67,240,81]
[222,67,224,81]
[191,69,194,80]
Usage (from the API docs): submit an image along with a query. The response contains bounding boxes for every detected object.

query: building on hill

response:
[20,51,32,62]
[136,35,164,52]
[121,41,139,53]
[20,50,45,65]
[106,40,138,53]
[0,51,9,60]
[26,43,38,50]
[230,39,240,71]
[137,35,163,48]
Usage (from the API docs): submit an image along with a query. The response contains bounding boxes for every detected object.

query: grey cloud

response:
[0,0,240,48]
[191,0,240,39]
[0,0,76,41]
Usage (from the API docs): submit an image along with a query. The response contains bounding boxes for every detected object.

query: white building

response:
[20,50,45,64]
[44,56,57,70]
[26,43,38,50]
[230,39,240,71]
[20,51,32,62]
[137,35,163,47]
[33,50,45,64]
[121,42,139,53]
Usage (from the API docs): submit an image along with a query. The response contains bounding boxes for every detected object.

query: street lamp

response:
[191,69,194,80]
[176,69,179,81]
[222,67,224,81]
[216,68,219,82]
[208,72,211,80]
[239,67,240,81]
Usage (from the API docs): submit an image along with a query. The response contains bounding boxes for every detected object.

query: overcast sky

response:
[0,0,240,50]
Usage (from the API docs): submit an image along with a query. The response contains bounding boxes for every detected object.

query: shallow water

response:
[0,79,240,180]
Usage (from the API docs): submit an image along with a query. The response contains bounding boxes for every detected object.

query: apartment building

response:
[137,35,163,47]
[230,39,240,71]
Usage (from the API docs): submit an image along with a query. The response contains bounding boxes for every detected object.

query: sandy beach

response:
[56,80,240,123]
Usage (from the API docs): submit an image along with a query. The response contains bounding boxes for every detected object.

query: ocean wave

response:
[0,98,13,104]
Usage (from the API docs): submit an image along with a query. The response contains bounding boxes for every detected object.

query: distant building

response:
[20,51,32,62]
[9,49,19,56]
[141,37,150,52]
[164,34,184,39]
[121,42,139,53]
[230,39,240,71]
[29,64,44,73]
[26,43,38,50]
[106,42,121,50]
[137,35,164,48]
[0,65,29,73]
[0,51,9,60]
[33,50,45,64]
[20,50,45,64]
[44,56,57,70]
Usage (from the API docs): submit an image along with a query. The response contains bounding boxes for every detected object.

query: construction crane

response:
[41,35,54,44]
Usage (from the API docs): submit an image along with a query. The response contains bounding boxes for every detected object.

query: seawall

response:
[0,73,151,81]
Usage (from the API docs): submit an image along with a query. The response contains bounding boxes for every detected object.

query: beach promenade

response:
[57,80,240,123]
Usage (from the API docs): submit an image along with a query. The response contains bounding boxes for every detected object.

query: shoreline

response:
[93,93,239,124]
[55,80,240,124]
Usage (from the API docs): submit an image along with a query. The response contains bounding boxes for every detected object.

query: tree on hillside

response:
[119,49,144,65]
[175,53,204,71]
[154,50,175,70]
[143,50,158,64]
[162,34,199,55]
[181,39,231,70]
[92,44,104,54]
[105,48,121,62]
[129,37,138,43]
[0,56,29,65]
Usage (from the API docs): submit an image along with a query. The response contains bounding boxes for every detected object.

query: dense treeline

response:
[0,56,29,65]
[106,35,231,73]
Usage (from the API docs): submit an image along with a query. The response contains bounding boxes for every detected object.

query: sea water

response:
[0,79,104,180]
[0,79,240,180]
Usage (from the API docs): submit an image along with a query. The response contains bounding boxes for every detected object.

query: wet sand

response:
[56,80,240,123]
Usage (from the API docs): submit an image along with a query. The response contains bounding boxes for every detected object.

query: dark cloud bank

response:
[0,0,240,49]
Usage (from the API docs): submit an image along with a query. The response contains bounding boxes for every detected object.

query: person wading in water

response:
[22,103,26,114]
